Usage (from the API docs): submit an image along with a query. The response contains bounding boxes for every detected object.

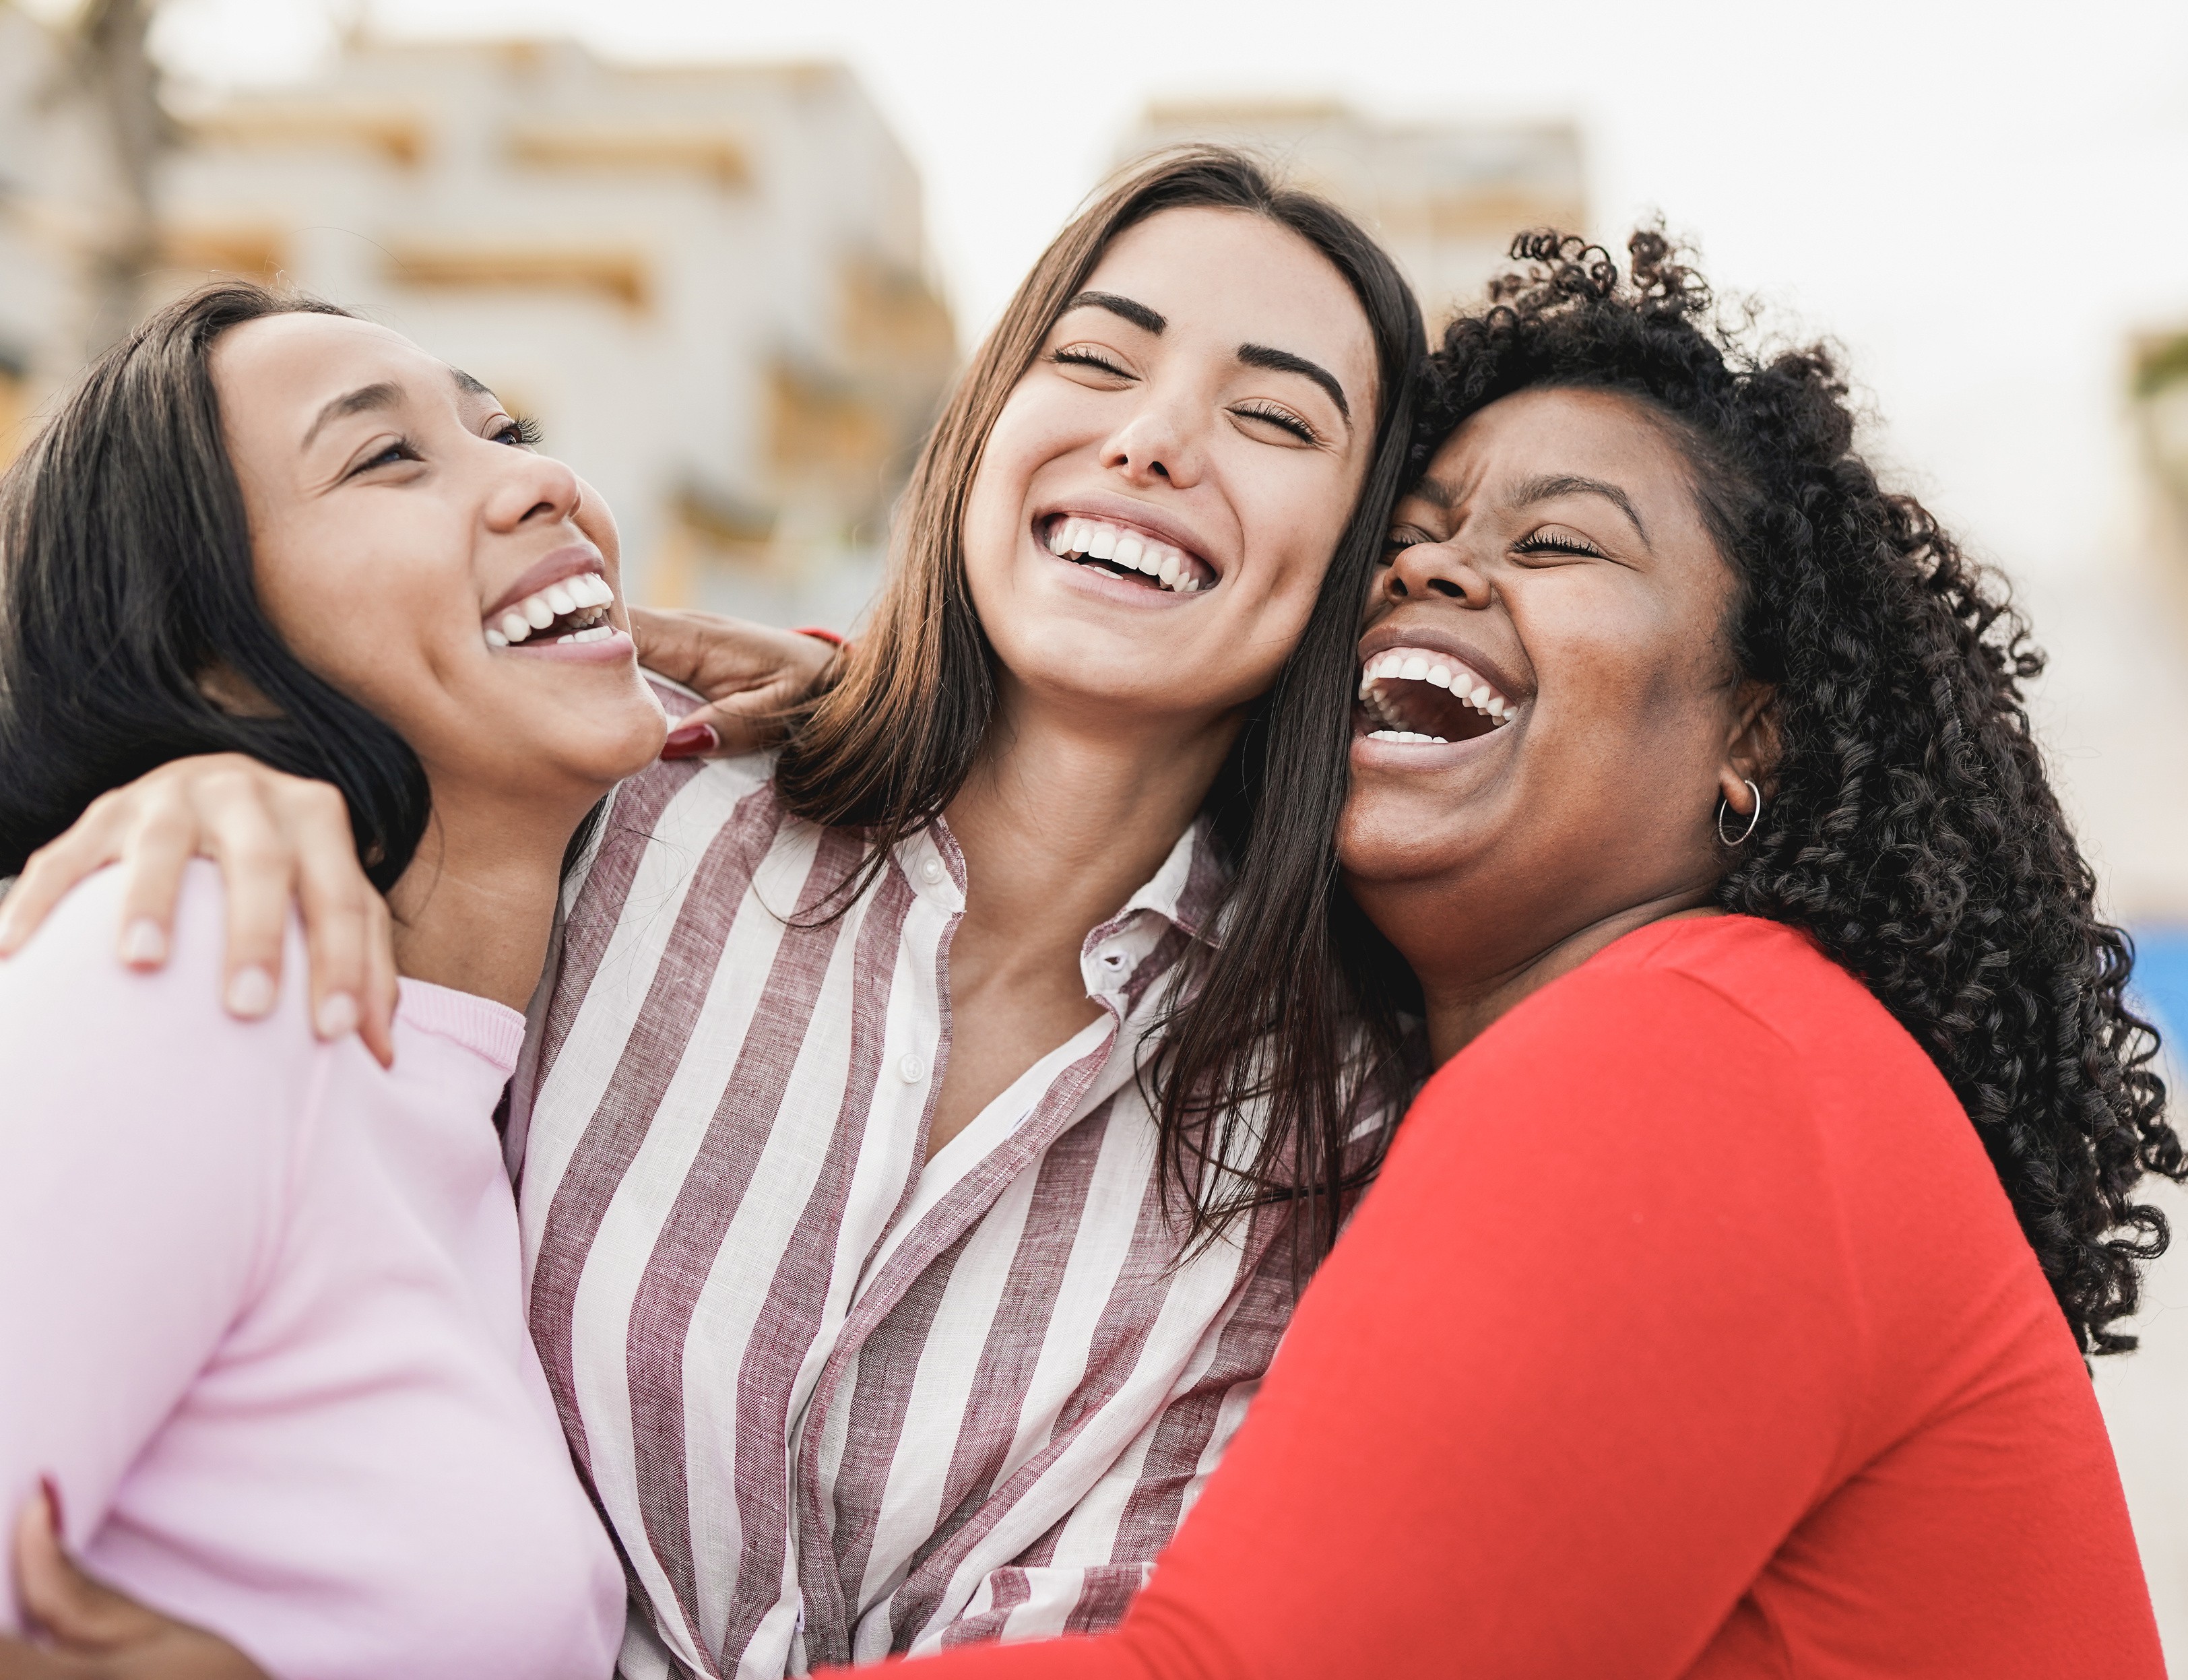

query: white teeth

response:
[1357,646,1520,732]
[522,595,555,629]
[1366,729,1450,745]
[498,611,531,643]
[544,583,577,616]
[484,627,509,649]
[1045,516,1210,593]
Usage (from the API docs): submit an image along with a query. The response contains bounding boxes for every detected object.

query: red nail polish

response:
[39,1474,64,1535]
[660,722,718,761]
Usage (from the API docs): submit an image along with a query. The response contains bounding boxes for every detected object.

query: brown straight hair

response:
[775,146,1426,1262]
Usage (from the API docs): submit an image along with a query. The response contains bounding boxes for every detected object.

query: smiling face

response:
[1340,385,1773,1002]
[210,313,666,829]
[959,206,1379,731]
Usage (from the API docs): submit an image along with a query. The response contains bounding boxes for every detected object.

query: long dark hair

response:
[0,282,432,888]
[1326,228,2174,1355]
[774,148,1427,1259]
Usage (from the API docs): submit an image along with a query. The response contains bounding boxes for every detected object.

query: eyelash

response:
[1514,530,1601,558]
[1233,400,1319,445]
[1052,347,1126,377]
[496,416,544,447]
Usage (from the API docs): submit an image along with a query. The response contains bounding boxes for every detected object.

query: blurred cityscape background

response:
[2,0,2185,1658]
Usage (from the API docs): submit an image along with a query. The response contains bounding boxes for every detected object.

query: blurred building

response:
[0,0,158,470]
[1118,100,1584,329]
[0,11,957,614]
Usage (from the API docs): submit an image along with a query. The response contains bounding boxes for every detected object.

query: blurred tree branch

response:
[59,0,170,348]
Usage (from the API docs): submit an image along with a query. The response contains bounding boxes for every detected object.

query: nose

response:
[483,439,581,533]
[1100,389,1204,490]
[1380,537,1490,608]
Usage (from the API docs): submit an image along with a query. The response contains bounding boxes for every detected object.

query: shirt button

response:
[920,856,944,884]
[899,1053,927,1084]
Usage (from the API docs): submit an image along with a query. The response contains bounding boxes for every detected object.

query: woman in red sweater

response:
[814,233,2176,1676]
[8,237,2177,1677]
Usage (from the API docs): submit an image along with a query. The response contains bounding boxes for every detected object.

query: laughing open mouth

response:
[1042,514,1215,594]
[484,571,618,650]
[1356,647,1515,744]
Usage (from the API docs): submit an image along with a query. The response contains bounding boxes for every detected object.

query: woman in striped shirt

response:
[1,150,1430,1676]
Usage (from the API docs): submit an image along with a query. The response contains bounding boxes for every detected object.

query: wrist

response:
[792,626,847,649]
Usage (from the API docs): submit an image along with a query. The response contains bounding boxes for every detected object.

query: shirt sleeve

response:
[0,864,318,1631]
[858,963,1873,1680]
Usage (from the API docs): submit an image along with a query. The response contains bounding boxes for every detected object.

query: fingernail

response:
[314,992,359,1039]
[660,722,718,761]
[119,918,168,967]
[39,1474,64,1536]
[225,965,276,1019]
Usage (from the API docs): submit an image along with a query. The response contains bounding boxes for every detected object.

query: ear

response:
[1716,678,1779,818]
[197,660,283,719]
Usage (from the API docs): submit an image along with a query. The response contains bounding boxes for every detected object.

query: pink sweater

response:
[0,864,624,1679]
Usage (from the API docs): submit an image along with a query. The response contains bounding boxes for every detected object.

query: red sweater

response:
[870,915,2162,1679]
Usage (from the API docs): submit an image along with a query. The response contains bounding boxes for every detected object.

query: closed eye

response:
[346,437,420,478]
[1232,399,1320,446]
[1514,527,1604,560]
[1384,523,1436,554]
[1052,347,1131,380]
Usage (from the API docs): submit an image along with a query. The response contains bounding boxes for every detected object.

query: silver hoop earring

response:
[1716,778,1763,847]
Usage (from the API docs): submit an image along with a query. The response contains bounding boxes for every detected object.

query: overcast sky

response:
[135,0,2188,593]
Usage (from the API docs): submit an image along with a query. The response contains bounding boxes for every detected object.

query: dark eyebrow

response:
[1509,472,1649,544]
[1410,476,1460,511]
[1237,342,1349,422]
[1062,290,1166,335]
[451,368,493,397]
[302,381,402,449]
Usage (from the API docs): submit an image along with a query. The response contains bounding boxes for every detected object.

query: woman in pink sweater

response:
[0,284,667,1677]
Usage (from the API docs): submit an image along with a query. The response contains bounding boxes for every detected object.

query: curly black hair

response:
[1407,228,2183,1355]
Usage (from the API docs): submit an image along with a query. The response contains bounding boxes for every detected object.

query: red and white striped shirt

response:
[510,740,1320,1678]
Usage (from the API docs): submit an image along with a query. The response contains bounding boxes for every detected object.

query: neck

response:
[385,788,587,1012]
[944,682,1237,965]
[1414,889,1720,1068]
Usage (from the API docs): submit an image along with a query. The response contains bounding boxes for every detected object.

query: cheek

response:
[1231,453,1356,612]
[251,529,468,725]
[962,388,1066,559]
